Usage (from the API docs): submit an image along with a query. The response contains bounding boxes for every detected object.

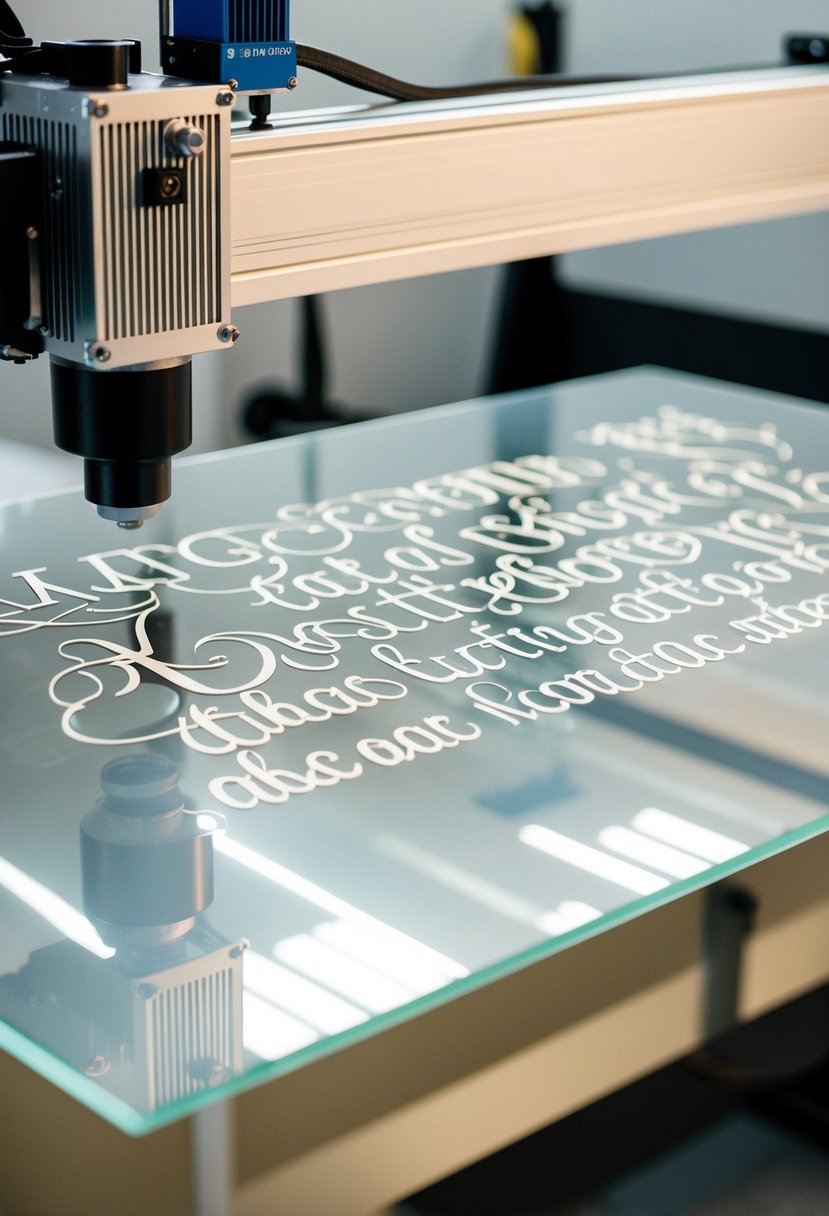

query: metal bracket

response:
[192,1101,235,1216]
[702,882,759,1042]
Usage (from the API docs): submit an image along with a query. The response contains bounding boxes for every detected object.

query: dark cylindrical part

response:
[249,95,274,130]
[51,358,192,511]
[84,458,172,511]
[64,39,132,89]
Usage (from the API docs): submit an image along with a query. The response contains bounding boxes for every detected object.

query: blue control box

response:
[174,0,291,45]
[165,0,296,92]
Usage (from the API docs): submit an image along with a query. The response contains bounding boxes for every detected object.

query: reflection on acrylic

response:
[2,376,829,1122]
[0,756,244,1113]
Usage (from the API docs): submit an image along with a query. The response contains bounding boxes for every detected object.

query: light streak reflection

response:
[0,856,114,960]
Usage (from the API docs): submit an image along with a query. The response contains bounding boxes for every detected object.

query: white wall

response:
[13,3,155,55]
[568,0,828,74]
[562,0,829,332]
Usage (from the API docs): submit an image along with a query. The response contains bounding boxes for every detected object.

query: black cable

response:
[0,0,26,41]
[0,0,33,64]
[296,43,638,102]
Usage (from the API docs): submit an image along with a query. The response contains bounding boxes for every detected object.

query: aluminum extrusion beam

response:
[229,66,829,307]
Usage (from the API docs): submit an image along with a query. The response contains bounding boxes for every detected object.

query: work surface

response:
[1,369,828,1137]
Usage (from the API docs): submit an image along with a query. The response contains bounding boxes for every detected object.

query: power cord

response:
[295,42,637,102]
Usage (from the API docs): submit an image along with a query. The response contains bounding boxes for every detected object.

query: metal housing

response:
[0,73,233,370]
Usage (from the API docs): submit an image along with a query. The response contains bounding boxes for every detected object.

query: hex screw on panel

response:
[216,91,235,107]
[217,324,239,344]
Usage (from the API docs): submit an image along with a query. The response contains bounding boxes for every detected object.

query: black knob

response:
[64,39,132,89]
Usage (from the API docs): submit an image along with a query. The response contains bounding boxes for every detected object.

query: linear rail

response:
[228,65,829,307]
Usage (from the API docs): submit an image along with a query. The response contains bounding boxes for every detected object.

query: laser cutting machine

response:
[2,8,829,1214]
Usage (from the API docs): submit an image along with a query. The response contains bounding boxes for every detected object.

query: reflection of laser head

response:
[82,755,214,950]
[0,755,243,1113]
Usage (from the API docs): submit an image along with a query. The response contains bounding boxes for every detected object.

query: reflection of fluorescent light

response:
[520,826,669,896]
[274,935,417,1014]
[242,991,318,1061]
[559,901,601,927]
[244,949,367,1035]
[314,921,448,996]
[195,813,225,833]
[215,835,468,979]
[599,826,709,879]
[375,834,543,926]
[633,808,749,864]
[0,856,114,960]
[536,901,601,937]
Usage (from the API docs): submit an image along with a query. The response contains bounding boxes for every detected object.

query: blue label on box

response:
[222,42,297,90]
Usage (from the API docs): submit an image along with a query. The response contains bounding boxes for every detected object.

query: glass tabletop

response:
[1,368,828,1136]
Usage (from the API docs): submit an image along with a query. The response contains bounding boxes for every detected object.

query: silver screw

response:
[93,103,109,119]
[190,1058,232,1088]
[227,78,239,90]
[205,1063,231,1089]
[93,344,112,364]
[85,1055,111,1078]
[217,324,240,344]
[216,91,235,107]
[39,325,49,337]
[229,939,249,959]
[25,226,39,240]
[287,76,299,90]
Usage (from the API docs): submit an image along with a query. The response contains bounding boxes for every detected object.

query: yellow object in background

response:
[509,12,543,77]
